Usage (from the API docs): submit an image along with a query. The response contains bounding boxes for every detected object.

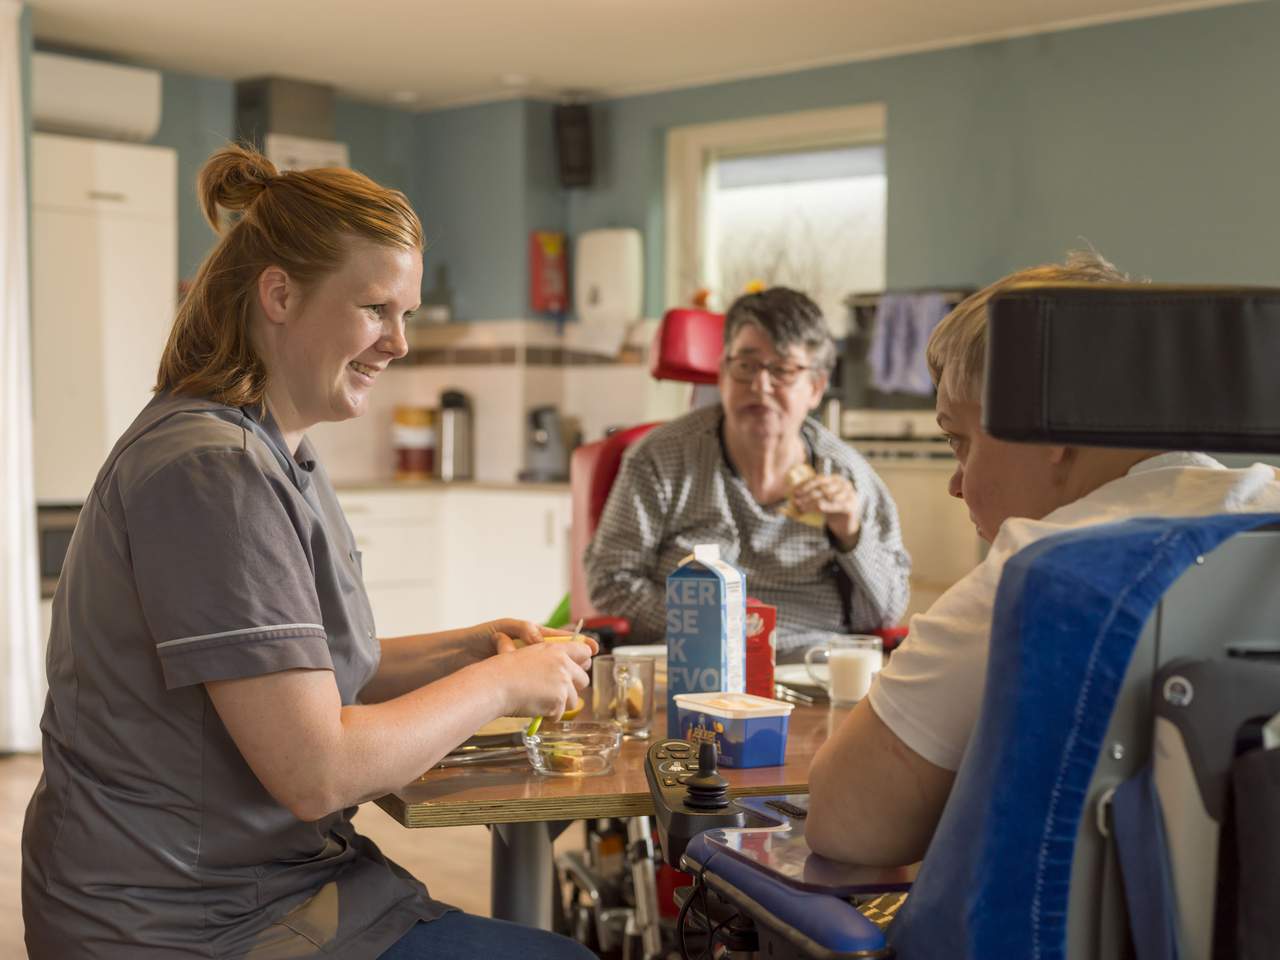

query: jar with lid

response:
[392,405,436,481]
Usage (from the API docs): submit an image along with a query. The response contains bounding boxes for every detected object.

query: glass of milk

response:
[804,635,883,706]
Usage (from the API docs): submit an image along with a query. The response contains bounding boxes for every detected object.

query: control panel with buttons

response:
[645,737,747,867]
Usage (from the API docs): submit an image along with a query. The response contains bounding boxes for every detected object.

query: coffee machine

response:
[518,406,573,482]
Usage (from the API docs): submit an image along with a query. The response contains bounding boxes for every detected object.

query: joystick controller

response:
[645,738,745,866]
[684,741,730,809]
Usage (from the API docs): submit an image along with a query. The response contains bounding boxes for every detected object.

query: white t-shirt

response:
[870,452,1280,771]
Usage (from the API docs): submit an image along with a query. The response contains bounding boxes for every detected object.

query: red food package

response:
[745,597,776,699]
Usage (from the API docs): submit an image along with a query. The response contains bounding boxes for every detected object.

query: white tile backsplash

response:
[307,319,686,485]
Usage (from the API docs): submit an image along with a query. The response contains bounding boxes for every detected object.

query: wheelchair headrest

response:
[651,307,724,384]
[984,283,1280,452]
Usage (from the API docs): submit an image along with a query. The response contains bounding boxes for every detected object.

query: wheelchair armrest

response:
[582,616,630,635]
[582,616,630,652]
[874,626,908,654]
[683,836,890,958]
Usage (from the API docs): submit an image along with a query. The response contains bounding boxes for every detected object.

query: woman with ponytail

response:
[22,145,596,960]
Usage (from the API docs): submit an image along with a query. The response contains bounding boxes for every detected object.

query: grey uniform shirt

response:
[23,393,448,959]
[583,404,911,653]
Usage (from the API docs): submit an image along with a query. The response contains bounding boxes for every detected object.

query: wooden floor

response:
[1,753,577,958]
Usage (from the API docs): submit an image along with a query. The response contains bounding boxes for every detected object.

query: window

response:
[665,104,886,335]
[707,144,885,330]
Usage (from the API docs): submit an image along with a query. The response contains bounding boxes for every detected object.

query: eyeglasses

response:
[723,355,812,387]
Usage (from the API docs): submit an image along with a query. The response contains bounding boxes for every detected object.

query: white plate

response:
[775,663,827,686]
[473,716,532,738]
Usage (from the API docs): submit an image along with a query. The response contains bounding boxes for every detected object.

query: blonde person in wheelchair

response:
[805,251,1280,868]
[584,286,911,662]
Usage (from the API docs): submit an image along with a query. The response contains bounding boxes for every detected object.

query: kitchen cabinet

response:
[337,486,570,637]
[339,489,441,637]
[436,487,571,628]
[31,133,176,503]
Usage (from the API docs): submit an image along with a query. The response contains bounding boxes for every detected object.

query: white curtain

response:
[1,0,44,752]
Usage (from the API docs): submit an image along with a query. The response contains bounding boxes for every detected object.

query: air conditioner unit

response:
[32,52,162,142]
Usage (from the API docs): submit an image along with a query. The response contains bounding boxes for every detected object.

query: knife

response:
[773,683,817,705]
[434,746,529,769]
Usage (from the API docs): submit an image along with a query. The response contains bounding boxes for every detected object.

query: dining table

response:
[373,698,842,929]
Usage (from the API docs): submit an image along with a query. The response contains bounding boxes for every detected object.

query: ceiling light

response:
[390,90,418,104]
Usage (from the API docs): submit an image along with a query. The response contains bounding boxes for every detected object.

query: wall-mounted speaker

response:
[554,103,593,189]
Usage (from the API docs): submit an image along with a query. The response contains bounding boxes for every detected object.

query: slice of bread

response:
[780,462,825,528]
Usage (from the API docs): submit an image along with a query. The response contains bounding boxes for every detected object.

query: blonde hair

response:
[156,144,424,407]
[926,250,1131,403]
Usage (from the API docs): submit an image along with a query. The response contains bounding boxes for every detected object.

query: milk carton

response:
[665,544,746,733]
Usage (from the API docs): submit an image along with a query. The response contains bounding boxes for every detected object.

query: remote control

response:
[644,737,746,867]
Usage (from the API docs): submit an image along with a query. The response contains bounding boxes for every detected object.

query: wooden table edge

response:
[373,781,810,829]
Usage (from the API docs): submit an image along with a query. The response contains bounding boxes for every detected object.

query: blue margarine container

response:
[673,692,794,768]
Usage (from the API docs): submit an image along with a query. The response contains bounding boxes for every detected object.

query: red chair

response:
[568,307,725,636]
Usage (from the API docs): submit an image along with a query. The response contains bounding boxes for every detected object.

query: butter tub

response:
[673,692,794,768]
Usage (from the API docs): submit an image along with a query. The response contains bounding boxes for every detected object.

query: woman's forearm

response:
[208,659,509,822]
[332,665,509,809]
[361,630,472,702]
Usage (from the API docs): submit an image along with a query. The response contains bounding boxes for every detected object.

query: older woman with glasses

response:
[584,287,910,660]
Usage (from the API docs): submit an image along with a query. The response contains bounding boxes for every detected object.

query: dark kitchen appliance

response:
[519,406,573,482]
[37,504,81,598]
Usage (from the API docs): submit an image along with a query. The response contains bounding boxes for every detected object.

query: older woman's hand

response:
[792,474,862,551]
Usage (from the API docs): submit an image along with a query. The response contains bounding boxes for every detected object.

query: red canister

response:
[744,597,777,700]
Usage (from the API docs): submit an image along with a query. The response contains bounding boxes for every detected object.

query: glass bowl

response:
[523,720,623,776]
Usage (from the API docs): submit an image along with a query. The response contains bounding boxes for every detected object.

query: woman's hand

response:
[463,618,548,658]
[488,637,595,719]
[462,618,599,659]
[792,474,862,551]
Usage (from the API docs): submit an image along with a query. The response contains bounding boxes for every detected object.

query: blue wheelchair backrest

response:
[888,512,1280,959]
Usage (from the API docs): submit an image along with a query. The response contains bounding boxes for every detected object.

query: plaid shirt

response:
[584,404,911,653]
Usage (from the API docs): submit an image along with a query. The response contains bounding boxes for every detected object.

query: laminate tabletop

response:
[376,701,843,829]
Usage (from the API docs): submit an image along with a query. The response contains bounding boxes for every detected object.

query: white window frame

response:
[663,103,887,310]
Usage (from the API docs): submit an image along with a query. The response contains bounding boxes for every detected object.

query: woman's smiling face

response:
[266,237,422,432]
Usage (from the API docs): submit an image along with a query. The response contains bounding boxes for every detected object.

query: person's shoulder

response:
[108,395,270,494]
[628,404,722,459]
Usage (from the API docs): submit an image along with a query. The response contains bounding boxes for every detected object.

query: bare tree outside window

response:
[707,145,886,335]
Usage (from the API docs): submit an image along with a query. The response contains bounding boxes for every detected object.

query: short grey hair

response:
[722,287,836,376]
[927,249,1133,403]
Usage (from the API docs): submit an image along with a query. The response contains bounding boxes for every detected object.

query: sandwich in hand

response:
[779,463,825,528]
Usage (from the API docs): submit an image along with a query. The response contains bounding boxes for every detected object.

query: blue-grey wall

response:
[27,1,1280,324]
[151,70,233,281]
[569,1,1280,315]
[156,89,556,320]
[412,99,569,320]
[151,72,424,283]
[413,100,524,321]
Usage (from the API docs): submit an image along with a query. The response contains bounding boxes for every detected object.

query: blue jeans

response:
[378,914,596,959]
